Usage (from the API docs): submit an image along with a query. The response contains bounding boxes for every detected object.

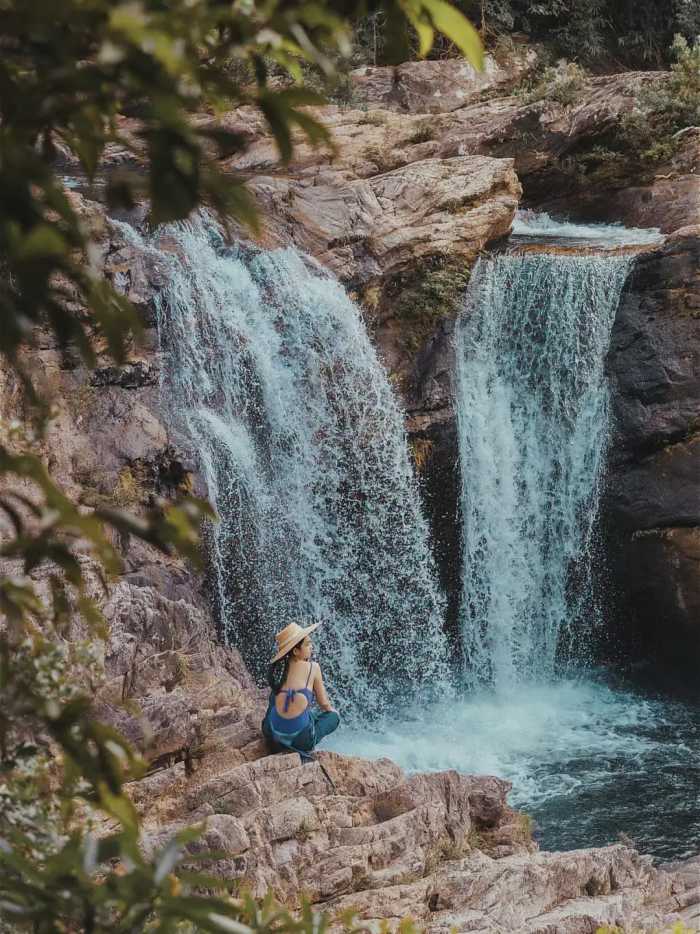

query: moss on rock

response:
[377,253,472,352]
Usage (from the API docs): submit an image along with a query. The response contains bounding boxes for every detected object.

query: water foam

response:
[329,677,700,857]
[512,210,664,245]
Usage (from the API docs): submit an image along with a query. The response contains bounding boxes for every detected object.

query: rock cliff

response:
[604,229,700,667]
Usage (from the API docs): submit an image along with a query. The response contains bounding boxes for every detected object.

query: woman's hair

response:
[267,652,291,693]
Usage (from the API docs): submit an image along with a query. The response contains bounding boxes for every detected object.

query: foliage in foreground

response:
[0,1,481,931]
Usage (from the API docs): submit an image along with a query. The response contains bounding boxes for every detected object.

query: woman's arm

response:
[313,663,335,712]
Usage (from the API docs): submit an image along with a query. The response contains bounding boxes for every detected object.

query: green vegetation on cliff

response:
[563,34,700,191]
[458,0,700,66]
[381,254,472,352]
[344,0,700,68]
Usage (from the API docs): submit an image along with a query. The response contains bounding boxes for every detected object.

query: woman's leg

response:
[311,709,340,744]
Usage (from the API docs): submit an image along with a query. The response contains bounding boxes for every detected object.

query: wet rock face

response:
[604,232,700,666]
[405,321,462,633]
[90,361,158,389]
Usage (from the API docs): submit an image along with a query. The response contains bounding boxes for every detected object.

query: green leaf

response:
[14,225,67,261]
[417,0,483,67]
[98,783,140,833]
[206,913,252,934]
[153,835,187,884]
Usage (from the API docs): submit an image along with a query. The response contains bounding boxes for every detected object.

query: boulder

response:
[250,154,519,289]
[140,745,534,908]
[326,845,676,932]
[348,51,537,114]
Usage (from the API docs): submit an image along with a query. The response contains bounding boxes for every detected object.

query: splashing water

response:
[511,209,664,245]
[118,218,448,713]
[332,675,700,858]
[454,253,631,688]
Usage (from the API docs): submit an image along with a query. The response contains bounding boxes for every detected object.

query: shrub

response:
[407,119,438,144]
[520,60,587,108]
[614,35,700,167]
[362,144,401,173]
[379,254,472,355]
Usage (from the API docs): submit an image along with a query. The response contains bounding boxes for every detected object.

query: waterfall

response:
[455,252,631,690]
[122,218,448,713]
[511,210,663,245]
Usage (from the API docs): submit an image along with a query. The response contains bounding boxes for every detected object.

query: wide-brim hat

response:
[270,621,323,663]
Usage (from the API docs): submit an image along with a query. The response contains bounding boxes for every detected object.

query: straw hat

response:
[270,621,322,663]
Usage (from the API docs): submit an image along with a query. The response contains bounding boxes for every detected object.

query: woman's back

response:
[262,624,339,756]
[274,659,315,719]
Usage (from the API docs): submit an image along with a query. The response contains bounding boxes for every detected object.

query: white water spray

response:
[512,210,664,245]
[118,219,448,712]
[455,252,631,689]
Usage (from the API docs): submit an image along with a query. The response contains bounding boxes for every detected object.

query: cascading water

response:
[511,209,663,245]
[117,218,448,714]
[337,218,700,859]
[454,253,631,689]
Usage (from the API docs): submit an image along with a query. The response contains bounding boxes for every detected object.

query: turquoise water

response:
[455,252,630,688]
[330,675,700,859]
[131,217,448,711]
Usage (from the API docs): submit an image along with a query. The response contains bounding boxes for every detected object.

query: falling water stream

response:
[455,252,630,687]
[336,215,700,860]
[120,209,700,860]
[120,218,448,714]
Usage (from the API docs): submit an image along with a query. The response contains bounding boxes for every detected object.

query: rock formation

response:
[605,229,700,666]
[133,740,689,933]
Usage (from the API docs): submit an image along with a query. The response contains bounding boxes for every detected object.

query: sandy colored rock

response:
[250,154,519,287]
[348,51,537,114]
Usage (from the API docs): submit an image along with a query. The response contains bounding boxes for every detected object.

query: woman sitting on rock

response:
[262,621,339,759]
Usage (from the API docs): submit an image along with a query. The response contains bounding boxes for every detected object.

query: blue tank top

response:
[269,662,314,734]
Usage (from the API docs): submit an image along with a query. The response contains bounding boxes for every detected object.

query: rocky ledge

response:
[133,710,691,933]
